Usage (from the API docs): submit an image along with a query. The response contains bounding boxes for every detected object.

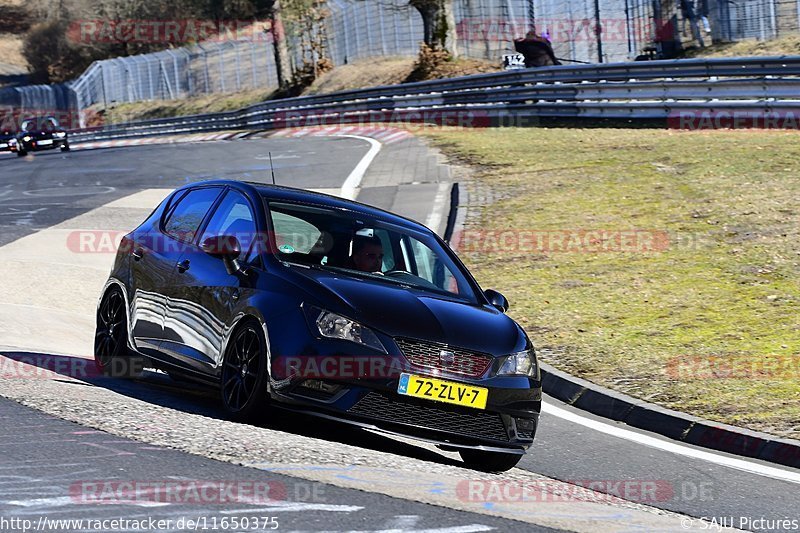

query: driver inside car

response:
[347,235,384,273]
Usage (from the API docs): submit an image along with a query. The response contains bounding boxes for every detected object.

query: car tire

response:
[459,449,523,473]
[220,319,270,422]
[94,287,145,379]
[16,149,26,157]
[61,143,70,152]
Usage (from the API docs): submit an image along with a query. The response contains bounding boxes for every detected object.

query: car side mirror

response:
[201,235,244,274]
[484,289,509,313]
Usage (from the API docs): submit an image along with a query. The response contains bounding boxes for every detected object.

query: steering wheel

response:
[383,269,412,276]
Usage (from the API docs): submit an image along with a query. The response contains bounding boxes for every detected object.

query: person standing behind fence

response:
[514,29,561,68]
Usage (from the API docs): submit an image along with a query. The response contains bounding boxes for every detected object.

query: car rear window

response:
[162,187,222,243]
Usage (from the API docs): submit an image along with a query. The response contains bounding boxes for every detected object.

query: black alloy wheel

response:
[221,321,269,421]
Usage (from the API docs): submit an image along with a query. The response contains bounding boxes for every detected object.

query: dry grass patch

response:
[422,127,800,439]
[686,34,800,58]
[0,35,27,73]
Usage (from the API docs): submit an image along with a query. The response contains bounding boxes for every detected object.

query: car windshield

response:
[265,199,479,303]
[20,117,60,131]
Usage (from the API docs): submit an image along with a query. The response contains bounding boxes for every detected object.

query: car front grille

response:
[395,338,493,378]
[348,391,509,441]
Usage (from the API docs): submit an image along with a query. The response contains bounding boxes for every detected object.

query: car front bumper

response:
[14,138,67,151]
[270,371,541,452]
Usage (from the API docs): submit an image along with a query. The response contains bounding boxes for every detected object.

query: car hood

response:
[23,131,58,139]
[293,267,527,356]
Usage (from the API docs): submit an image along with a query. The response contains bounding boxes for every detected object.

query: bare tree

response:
[269,0,292,90]
[408,0,457,56]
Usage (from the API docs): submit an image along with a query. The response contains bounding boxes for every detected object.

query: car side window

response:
[373,229,395,271]
[162,187,222,243]
[404,236,461,295]
[271,211,322,254]
[200,190,258,263]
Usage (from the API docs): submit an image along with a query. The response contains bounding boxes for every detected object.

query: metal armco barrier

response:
[69,56,800,141]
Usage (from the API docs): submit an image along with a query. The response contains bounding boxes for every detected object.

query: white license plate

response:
[0,143,7,149]
[38,139,53,146]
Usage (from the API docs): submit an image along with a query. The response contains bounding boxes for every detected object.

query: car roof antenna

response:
[269,152,276,185]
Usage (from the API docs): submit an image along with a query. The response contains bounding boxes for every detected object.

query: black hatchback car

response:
[11,116,70,156]
[95,180,541,472]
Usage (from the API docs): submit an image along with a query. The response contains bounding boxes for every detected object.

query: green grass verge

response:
[421,127,800,438]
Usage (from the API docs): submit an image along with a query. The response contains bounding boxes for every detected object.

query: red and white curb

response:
[69,127,412,152]
[263,126,412,144]
[73,131,246,151]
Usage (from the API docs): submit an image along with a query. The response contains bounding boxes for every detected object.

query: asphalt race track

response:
[1,134,799,532]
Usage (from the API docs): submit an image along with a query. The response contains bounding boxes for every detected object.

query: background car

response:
[95,180,541,472]
[0,128,15,153]
[12,116,70,156]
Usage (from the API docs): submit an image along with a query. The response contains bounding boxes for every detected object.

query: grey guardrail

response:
[69,55,800,142]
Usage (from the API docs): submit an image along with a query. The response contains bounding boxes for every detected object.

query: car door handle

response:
[131,248,144,261]
[176,259,191,273]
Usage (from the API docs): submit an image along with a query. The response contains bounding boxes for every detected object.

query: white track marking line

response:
[425,183,451,236]
[219,504,363,513]
[6,496,168,508]
[542,400,800,484]
[337,135,382,201]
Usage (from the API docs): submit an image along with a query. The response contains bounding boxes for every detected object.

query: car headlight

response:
[305,306,386,353]
[498,348,538,377]
[55,132,66,137]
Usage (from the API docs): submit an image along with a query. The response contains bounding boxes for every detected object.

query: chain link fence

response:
[712,0,780,42]
[325,0,424,63]
[2,0,799,125]
[70,40,278,112]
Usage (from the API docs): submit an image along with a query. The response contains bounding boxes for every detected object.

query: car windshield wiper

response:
[318,264,469,301]
[278,259,471,301]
